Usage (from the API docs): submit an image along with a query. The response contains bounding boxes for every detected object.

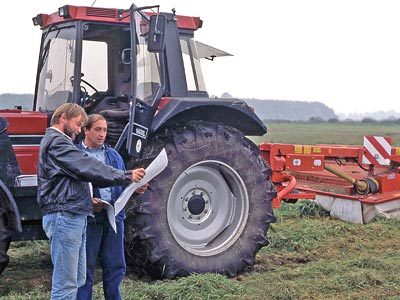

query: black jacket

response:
[37,128,130,216]
[76,142,127,222]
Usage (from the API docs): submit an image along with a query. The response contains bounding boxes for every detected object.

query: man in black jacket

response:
[38,103,145,300]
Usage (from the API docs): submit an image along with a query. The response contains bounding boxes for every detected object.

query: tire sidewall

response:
[141,122,273,276]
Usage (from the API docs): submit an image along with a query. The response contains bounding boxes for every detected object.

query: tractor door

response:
[125,8,166,157]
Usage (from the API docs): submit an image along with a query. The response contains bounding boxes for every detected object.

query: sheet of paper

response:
[88,182,93,197]
[99,199,117,233]
[89,182,117,233]
[114,148,168,216]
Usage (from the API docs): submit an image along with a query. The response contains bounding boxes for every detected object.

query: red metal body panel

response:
[391,147,400,163]
[37,6,202,31]
[0,110,47,135]
[375,173,400,193]
[0,110,46,175]
[259,143,365,160]
[13,146,40,175]
[260,141,400,208]
[157,97,171,112]
[285,154,324,172]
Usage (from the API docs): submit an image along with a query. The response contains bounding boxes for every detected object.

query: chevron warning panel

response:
[362,136,392,165]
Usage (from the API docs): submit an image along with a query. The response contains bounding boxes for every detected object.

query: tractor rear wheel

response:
[124,121,276,278]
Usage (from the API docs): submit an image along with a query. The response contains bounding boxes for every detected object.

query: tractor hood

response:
[0,110,47,135]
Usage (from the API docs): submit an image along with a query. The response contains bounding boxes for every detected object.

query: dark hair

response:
[85,114,106,130]
[50,103,88,126]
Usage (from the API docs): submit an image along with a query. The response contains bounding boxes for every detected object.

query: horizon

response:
[1,1,400,115]
[0,92,397,119]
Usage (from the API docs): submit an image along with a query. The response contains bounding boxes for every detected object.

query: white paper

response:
[99,199,117,233]
[88,182,93,197]
[89,183,117,233]
[114,148,168,216]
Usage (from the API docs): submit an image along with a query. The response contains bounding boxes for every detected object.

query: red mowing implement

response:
[260,135,400,224]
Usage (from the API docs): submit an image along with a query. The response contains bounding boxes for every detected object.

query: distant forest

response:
[3,93,396,122]
[0,93,33,110]
[1,93,338,121]
[243,98,337,121]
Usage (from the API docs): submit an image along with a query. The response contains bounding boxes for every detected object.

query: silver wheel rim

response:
[167,160,249,256]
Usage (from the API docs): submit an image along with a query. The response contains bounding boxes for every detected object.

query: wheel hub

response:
[167,160,249,256]
[183,189,210,221]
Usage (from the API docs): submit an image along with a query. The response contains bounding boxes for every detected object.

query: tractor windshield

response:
[35,25,77,112]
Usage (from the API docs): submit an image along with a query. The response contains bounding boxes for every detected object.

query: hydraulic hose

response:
[277,174,297,201]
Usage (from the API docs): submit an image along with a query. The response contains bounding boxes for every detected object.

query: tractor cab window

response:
[136,14,162,105]
[180,37,206,93]
[35,26,77,112]
[81,40,108,93]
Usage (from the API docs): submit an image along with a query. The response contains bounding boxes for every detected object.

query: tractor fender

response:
[0,180,22,233]
[152,97,267,136]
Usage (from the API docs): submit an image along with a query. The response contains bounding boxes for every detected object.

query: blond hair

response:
[50,103,88,126]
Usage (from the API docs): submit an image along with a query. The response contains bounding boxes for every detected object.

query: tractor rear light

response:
[58,5,70,18]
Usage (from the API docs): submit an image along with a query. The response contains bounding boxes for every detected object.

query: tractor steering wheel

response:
[70,74,98,93]
[80,78,98,93]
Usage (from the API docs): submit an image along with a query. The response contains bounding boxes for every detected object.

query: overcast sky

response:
[1,0,400,114]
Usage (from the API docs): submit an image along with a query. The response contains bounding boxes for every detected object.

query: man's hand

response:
[135,183,149,195]
[92,197,104,213]
[131,168,145,182]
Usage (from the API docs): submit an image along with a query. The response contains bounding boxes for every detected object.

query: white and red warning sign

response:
[362,136,392,165]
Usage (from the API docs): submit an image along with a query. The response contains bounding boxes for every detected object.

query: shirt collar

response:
[82,141,105,151]
[50,126,72,141]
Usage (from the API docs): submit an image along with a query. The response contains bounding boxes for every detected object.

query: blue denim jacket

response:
[76,143,126,222]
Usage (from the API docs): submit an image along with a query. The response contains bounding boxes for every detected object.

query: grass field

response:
[1,122,400,299]
[252,121,400,146]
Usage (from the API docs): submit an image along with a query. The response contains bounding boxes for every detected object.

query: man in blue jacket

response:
[77,114,147,300]
[38,104,145,300]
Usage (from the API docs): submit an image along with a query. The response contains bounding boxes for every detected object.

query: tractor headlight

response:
[32,14,44,26]
[58,5,70,18]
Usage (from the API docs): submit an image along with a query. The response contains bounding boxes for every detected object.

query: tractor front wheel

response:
[125,121,276,278]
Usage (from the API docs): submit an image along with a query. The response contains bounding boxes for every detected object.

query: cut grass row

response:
[1,201,399,299]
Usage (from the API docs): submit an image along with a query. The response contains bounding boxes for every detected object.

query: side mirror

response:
[148,14,167,53]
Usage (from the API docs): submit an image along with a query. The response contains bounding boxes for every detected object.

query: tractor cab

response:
[33,5,167,152]
[32,5,214,154]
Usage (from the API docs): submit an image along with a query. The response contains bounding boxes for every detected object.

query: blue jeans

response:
[77,216,126,300]
[43,212,87,300]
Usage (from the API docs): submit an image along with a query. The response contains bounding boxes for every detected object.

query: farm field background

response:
[252,121,400,146]
[1,121,400,299]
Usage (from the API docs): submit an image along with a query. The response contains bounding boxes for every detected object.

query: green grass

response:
[251,121,400,146]
[1,202,399,299]
[1,122,400,299]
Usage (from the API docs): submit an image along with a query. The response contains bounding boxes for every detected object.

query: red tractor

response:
[0,4,275,277]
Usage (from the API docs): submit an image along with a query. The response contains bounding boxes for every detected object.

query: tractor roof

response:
[33,5,202,31]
